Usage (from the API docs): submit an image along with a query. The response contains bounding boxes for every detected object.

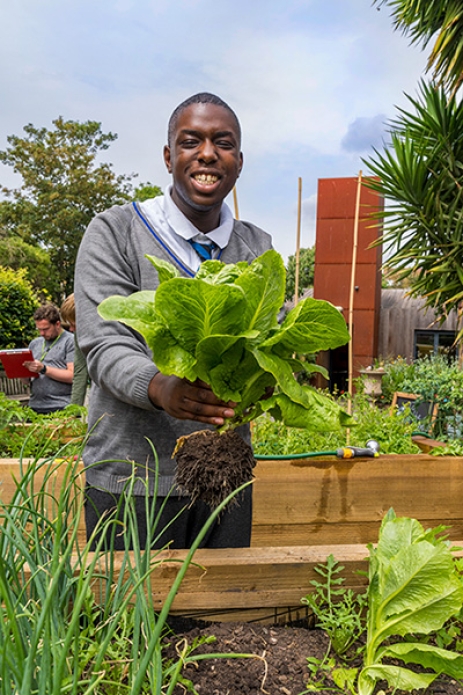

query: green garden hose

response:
[254,440,381,460]
[254,432,432,460]
[254,450,337,460]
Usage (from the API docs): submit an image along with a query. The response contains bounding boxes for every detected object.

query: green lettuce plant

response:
[358,509,463,695]
[301,512,463,694]
[98,249,351,432]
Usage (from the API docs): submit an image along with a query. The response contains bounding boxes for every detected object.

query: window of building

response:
[414,329,457,361]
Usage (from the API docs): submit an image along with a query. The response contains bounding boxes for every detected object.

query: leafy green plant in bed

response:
[0,392,87,457]
[0,441,259,694]
[252,390,420,456]
[98,249,352,503]
[381,354,463,440]
[300,554,366,694]
[301,511,463,694]
[357,509,463,694]
[432,439,463,456]
[302,553,367,658]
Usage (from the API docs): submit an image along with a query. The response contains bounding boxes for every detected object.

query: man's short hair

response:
[34,304,61,324]
[167,92,241,146]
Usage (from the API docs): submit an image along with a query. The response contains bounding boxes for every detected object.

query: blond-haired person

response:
[60,293,89,407]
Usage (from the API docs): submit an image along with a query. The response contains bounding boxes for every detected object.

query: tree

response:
[365,81,463,320]
[133,182,163,202]
[0,235,52,297]
[285,246,315,301]
[374,0,463,95]
[0,118,136,300]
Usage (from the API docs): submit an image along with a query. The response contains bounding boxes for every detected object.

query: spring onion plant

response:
[0,435,257,694]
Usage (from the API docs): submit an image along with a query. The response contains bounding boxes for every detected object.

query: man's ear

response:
[237,152,243,178]
[163,145,172,174]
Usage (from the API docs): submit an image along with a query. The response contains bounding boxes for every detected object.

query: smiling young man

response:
[75,93,272,550]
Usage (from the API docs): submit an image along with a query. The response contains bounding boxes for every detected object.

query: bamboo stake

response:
[233,187,240,220]
[457,302,463,371]
[347,171,363,430]
[294,177,302,306]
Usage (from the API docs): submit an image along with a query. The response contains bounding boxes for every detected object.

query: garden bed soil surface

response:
[166,620,463,695]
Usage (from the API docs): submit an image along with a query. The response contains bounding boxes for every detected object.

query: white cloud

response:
[0,0,429,262]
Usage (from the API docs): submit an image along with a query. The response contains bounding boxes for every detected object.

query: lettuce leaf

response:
[98,249,352,432]
[358,509,463,695]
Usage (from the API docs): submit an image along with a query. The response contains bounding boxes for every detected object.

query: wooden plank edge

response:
[54,542,463,615]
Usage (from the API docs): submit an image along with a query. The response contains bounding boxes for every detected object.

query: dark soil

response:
[165,620,463,695]
[174,430,256,508]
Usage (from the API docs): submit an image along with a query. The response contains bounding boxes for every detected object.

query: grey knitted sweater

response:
[74,201,272,496]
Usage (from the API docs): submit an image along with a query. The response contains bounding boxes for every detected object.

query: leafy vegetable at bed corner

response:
[357,508,463,695]
[98,249,352,431]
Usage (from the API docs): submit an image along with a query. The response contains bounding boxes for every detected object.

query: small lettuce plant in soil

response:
[98,249,352,507]
[299,510,463,694]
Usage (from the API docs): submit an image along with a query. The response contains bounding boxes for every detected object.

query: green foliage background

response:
[381,354,463,440]
[0,118,136,301]
[285,246,315,301]
[367,1,463,328]
[252,390,420,456]
[0,236,52,296]
[365,82,463,323]
[0,266,39,348]
[373,0,463,96]
[0,395,86,457]
[133,182,163,202]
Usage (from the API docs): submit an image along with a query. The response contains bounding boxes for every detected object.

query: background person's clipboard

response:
[0,349,38,379]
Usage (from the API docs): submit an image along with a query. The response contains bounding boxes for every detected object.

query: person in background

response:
[23,303,74,414]
[60,293,90,407]
[75,92,273,550]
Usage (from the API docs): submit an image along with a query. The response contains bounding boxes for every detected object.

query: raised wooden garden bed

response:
[1,454,463,623]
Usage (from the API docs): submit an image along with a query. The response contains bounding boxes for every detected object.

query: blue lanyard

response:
[132,201,223,277]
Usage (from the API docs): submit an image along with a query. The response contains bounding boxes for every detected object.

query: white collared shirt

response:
[140,185,235,272]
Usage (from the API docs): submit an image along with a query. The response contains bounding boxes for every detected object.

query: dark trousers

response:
[84,485,252,550]
[30,406,66,415]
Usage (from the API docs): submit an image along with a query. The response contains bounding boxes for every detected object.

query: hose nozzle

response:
[336,439,380,459]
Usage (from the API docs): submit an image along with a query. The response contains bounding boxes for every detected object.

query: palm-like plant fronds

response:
[373,0,463,95]
[364,81,463,321]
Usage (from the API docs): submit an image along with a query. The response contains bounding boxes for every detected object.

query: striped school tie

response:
[188,238,217,260]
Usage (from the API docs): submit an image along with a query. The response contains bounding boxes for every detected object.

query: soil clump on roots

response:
[174,430,256,508]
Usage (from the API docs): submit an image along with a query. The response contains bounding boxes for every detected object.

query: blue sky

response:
[0,0,427,260]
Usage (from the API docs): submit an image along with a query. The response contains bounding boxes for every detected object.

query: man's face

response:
[35,319,61,341]
[164,103,243,225]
